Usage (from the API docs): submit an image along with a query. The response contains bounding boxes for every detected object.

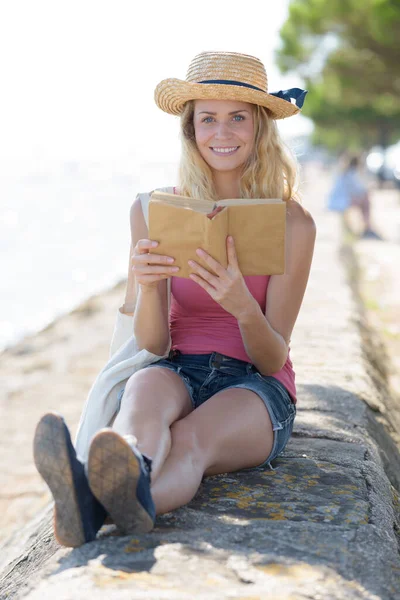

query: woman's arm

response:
[128,195,170,355]
[238,201,316,375]
[111,195,172,357]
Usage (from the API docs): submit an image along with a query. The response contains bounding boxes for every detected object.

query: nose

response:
[214,121,233,140]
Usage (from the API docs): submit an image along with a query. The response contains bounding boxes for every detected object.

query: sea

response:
[0,135,311,352]
[0,158,179,351]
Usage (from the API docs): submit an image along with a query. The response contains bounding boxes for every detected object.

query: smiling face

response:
[193,99,255,173]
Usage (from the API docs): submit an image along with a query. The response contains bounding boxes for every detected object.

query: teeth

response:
[212,147,238,153]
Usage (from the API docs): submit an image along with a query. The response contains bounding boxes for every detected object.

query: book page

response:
[150,191,214,214]
[216,198,283,207]
[150,191,284,212]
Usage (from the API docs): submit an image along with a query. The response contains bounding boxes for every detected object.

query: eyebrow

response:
[197,110,250,115]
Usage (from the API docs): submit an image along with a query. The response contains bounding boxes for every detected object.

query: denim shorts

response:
[117,350,296,471]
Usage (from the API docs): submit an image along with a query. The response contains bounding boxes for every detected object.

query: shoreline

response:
[0,277,127,543]
[0,276,127,355]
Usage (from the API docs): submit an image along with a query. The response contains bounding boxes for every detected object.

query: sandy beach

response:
[0,279,125,543]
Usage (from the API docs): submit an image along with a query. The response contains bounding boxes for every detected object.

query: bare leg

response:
[151,420,205,514]
[359,191,372,230]
[151,387,275,515]
[351,192,372,231]
[112,367,192,481]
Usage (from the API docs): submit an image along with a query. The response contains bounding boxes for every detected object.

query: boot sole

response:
[33,413,85,547]
[88,430,154,534]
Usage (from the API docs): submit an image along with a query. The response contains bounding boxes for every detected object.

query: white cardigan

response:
[74,187,174,463]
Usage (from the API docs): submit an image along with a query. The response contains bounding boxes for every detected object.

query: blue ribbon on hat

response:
[269,88,308,109]
[198,80,307,109]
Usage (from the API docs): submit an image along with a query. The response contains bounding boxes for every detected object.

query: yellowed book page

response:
[151,190,283,211]
[216,198,282,206]
[227,203,286,275]
[150,191,214,214]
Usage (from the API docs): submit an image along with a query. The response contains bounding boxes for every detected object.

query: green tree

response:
[277,0,400,151]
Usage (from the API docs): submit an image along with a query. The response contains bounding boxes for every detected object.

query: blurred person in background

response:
[327,154,382,240]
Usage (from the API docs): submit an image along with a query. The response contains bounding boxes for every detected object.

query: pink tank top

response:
[169,273,296,405]
[167,186,296,404]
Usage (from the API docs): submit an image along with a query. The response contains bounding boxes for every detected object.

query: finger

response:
[194,249,226,277]
[133,264,180,275]
[226,236,239,267]
[188,260,218,283]
[189,273,216,295]
[136,240,159,253]
[133,253,175,265]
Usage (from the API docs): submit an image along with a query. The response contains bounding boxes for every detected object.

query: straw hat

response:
[154,51,307,120]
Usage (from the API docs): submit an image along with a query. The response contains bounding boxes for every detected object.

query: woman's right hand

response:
[132,240,180,290]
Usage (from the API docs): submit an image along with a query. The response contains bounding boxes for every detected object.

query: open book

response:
[148,191,286,278]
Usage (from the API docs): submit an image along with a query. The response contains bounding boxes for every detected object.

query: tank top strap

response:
[138,186,175,228]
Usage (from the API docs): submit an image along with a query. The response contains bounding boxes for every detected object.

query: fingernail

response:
[151,241,158,247]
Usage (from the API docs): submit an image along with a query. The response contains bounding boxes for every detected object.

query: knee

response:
[120,370,162,416]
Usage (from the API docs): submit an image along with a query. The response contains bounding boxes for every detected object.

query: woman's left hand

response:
[188,236,257,321]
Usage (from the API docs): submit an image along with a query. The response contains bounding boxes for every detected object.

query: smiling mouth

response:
[210,146,240,156]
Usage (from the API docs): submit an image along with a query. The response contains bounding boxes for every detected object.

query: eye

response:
[233,114,245,121]
[202,116,214,123]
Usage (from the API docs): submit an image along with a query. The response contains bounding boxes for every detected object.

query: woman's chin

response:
[209,161,244,173]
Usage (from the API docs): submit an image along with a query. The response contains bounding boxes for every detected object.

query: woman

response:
[33,51,316,547]
[327,154,382,239]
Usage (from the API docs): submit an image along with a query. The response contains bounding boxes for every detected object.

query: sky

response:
[0,0,313,167]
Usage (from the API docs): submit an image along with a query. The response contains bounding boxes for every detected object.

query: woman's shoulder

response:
[286,198,317,239]
[282,199,317,269]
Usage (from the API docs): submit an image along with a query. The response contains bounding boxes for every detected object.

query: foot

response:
[361,228,383,240]
[33,413,107,547]
[87,429,155,534]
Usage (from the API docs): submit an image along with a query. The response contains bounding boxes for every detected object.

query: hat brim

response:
[154,78,300,120]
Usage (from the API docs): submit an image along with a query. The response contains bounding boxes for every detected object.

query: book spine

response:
[203,208,228,269]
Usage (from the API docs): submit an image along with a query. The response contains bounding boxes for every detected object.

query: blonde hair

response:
[178,100,301,203]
